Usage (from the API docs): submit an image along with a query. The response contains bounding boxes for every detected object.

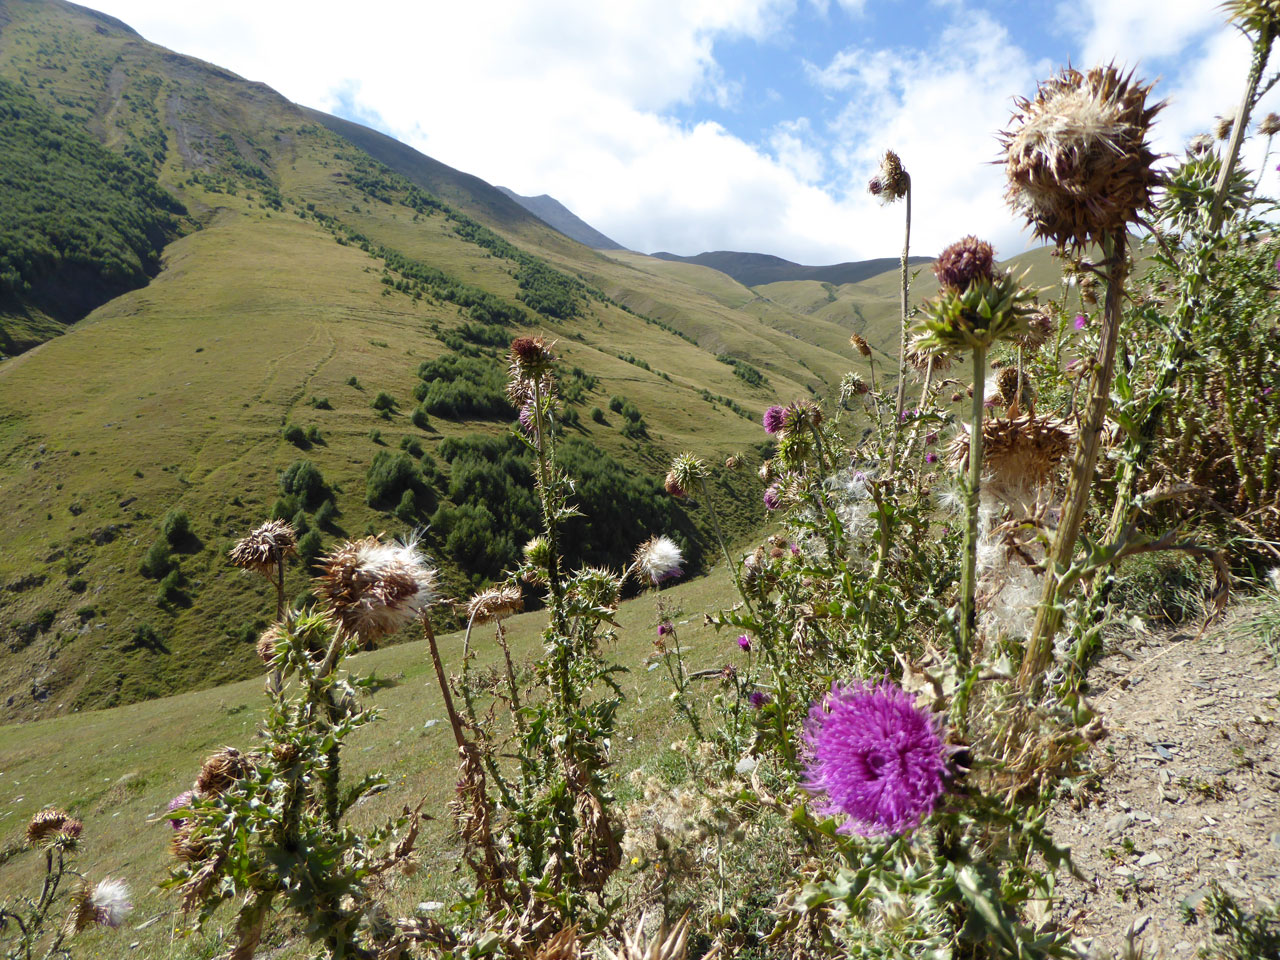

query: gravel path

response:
[1048,606,1280,955]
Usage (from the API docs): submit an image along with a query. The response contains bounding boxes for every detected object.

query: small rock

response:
[1137,852,1163,866]
[1106,812,1133,835]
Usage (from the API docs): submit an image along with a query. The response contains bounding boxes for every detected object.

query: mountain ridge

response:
[650,249,936,288]
[496,187,625,251]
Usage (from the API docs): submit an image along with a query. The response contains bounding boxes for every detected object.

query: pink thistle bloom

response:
[802,681,948,836]
[166,791,195,830]
[1074,314,1088,330]
[737,635,751,651]
[762,405,786,434]
[925,452,938,464]
[748,690,770,709]
[518,403,535,434]
[657,622,673,637]
[763,483,781,511]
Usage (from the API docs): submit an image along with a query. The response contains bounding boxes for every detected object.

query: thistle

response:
[465,584,524,625]
[632,535,684,587]
[849,332,872,358]
[914,238,1035,354]
[196,746,255,796]
[1004,65,1162,688]
[228,519,298,577]
[1000,64,1163,252]
[867,149,910,204]
[802,681,949,836]
[26,809,82,848]
[314,535,438,648]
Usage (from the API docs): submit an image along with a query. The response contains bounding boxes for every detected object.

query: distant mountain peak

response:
[649,250,933,288]
[496,187,625,251]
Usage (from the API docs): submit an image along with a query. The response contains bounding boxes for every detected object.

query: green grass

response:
[0,564,739,960]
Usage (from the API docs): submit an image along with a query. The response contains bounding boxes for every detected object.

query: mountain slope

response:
[650,249,935,287]
[0,0,884,720]
[496,187,625,250]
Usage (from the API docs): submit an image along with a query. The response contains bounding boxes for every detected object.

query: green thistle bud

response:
[913,268,1036,354]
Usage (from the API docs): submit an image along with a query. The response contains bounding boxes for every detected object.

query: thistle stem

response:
[1211,26,1272,232]
[422,614,467,750]
[958,344,986,668]
[888,178,912,475]
[1022,232,1127,690]
[696,475,741,594]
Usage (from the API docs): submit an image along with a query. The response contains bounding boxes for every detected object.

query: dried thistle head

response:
[26,809,82,848]
[632,535,684,586]
[255,622,284,665]
[1259,111,1280,136]
[1016,311,1053,352]
[1001,65,1163,251]
[933,236,995,292]
[228,520,297,578]
[867,149,910,204]
[314,535,438,646]
[948,415,1074,497]
[196,746,255,796]
[994,366,1035,407]
[1213,115,1234,141]
[533,927,582,960]
[465,584,524,624]
[849,332,872,357]
[1223,0,1280,34]
[169,824,212,862]
[903,335,953,377]
[601,913,700,960]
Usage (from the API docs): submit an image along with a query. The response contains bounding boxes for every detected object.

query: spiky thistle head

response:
[1259,111,1280,136]
[839,371,869,403]
[509,336,556,379]
[1213,115,1234,141]
[465,584,524,624]
[521,536,552,584]
[867,149,910,204]
[913,261,1036,353]
[631,535,684,587]
[849,332,872,357]
[948,415,1074,497]
[314,535,438,646]
[994,365,1035,407]
[601,913,695,960]
[667,453,707,498]
[26,809,82,849]
[228,520,297,578]
[567,566,623,614]
[902,335,952,377]
[255,622,285,665]
[1000,65,1163,252]
[196,747,255,796]
[802,681,949,836]
[1016,311,1054,352]
[933,236,994,292]
[1222,0,1280,34]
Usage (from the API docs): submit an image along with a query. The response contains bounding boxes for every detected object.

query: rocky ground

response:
[1048,602,1280,956]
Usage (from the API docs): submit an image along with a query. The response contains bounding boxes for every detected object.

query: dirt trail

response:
[1048,605,1280,955]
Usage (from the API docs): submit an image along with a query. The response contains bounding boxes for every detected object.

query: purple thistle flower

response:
[925,452,938,464]
[166,791,195,830]
[748,690,770,709]
[657,622,673,637]
[737,635,751,651]
[925,431,938,446]
[1074,314,1088,330]
[518,402,535,434]
[802,681,948,837]
[763,405,786,434]
[763,483,781,511]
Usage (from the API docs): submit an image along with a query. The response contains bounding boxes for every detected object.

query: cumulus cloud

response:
[84,0,1274,263]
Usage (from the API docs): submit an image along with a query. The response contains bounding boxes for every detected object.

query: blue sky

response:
[85,0,1280,262]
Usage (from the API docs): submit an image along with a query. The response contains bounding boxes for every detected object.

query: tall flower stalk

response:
[868,150,913,474]
[998,65,1163,688]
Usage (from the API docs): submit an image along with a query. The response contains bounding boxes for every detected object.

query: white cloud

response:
[80,1,1277,263]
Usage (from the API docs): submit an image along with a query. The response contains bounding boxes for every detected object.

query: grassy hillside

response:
[0,0,886,720]
[0,561,741,960]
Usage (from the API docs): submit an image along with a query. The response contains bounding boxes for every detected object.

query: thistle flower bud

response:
[839,372,869,403]
[568,567,623,611]
[667,453,707,496]
[256,622,284,665]
[228,520,297,579]
[521,536,552,583]
[758,459,776,483]
[849,333,872,357]
[933,236,995,292]
[1001,65,1163,251]
[913,262,1036,353]
[724,454,741,470]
